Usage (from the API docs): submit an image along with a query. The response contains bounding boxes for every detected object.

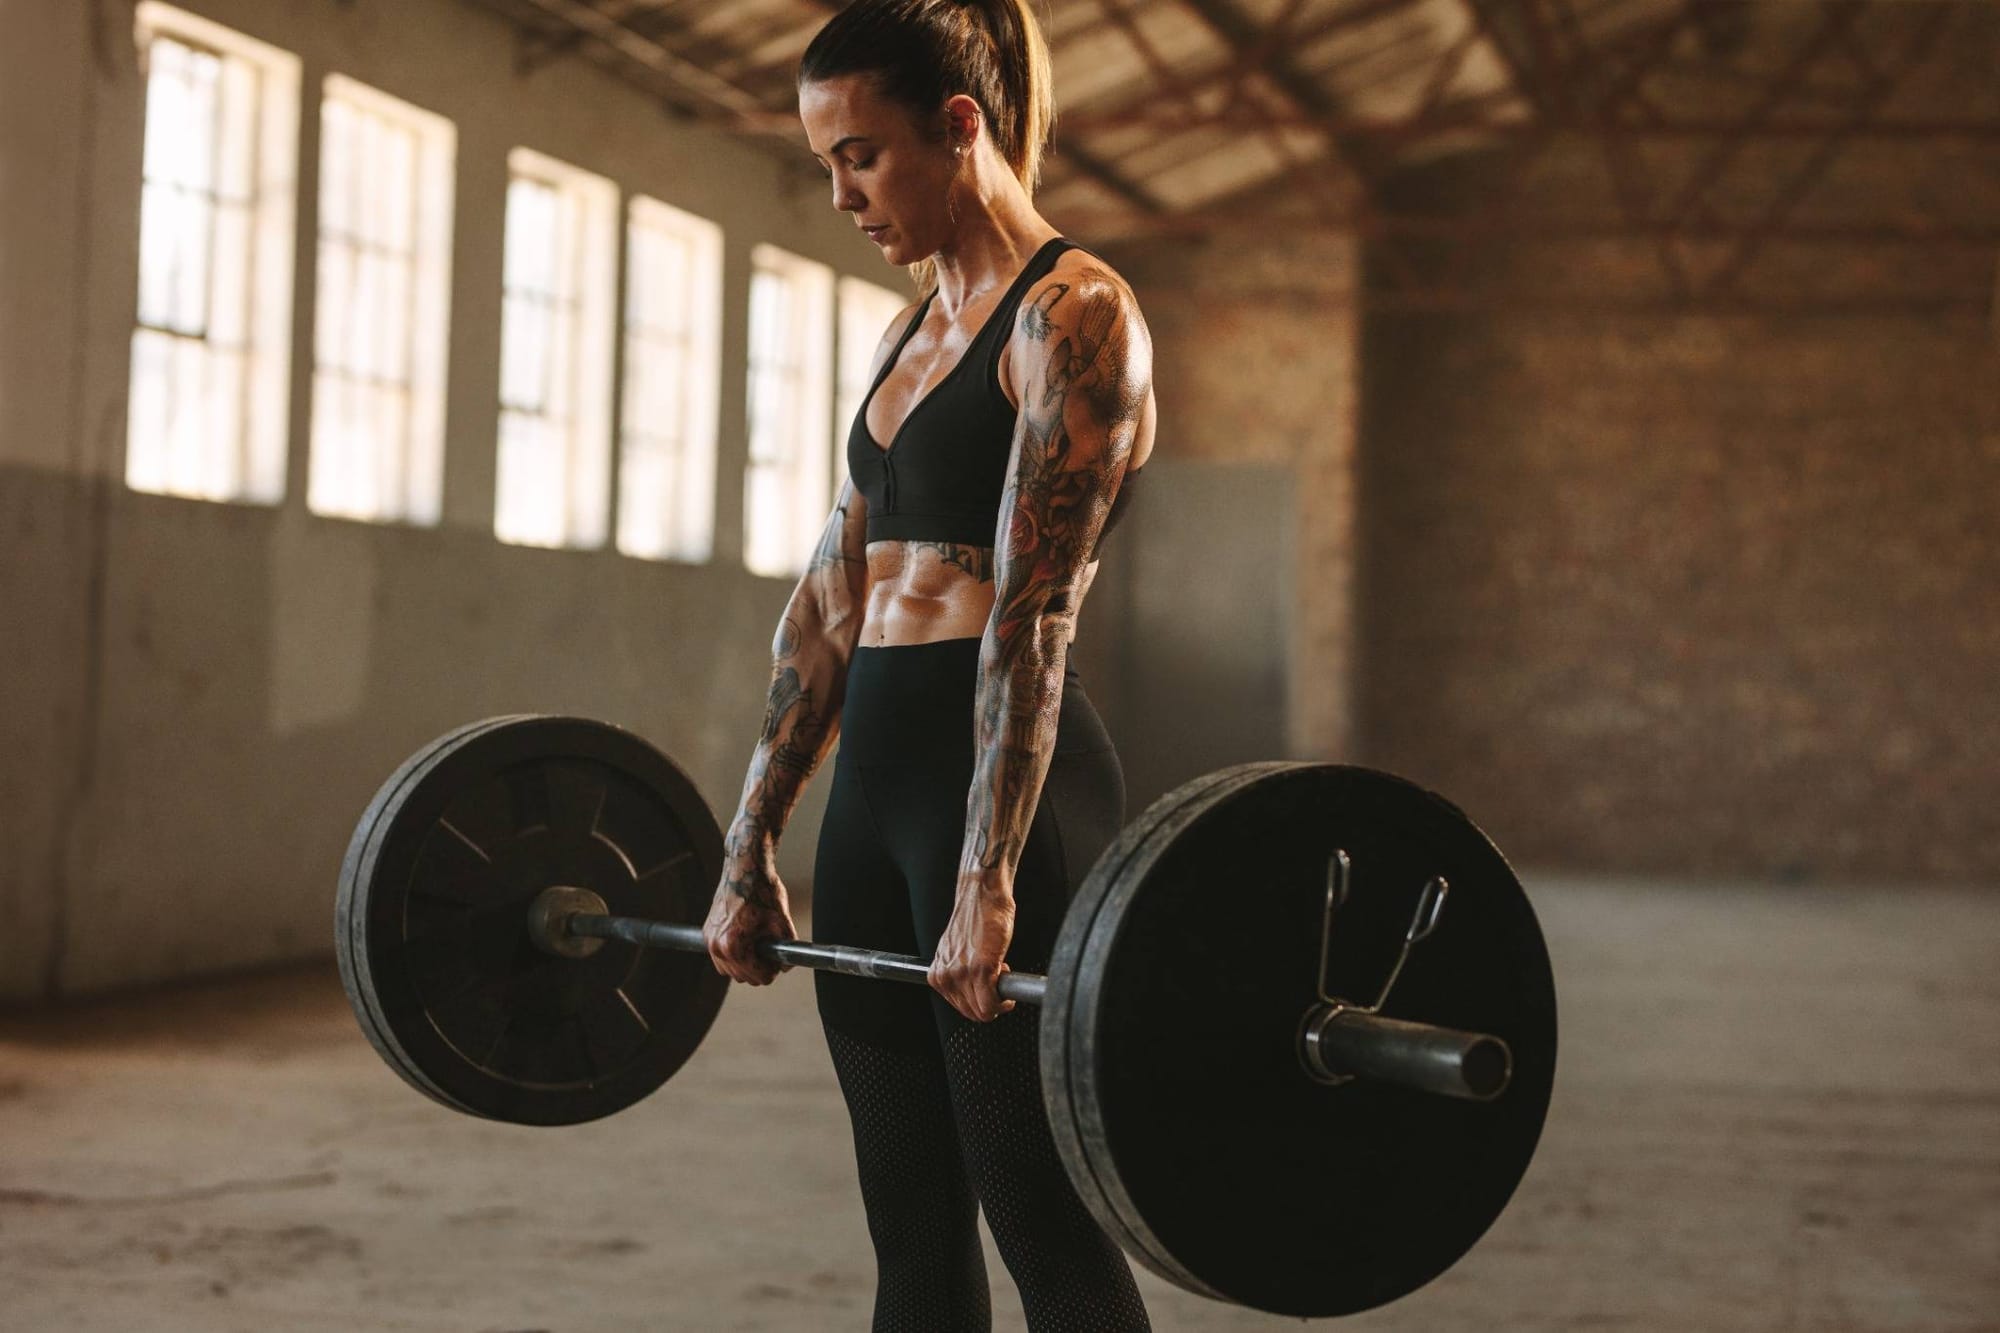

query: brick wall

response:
[1350,3,2000,883]
[1103,231,1361,763]
[1357,301,2000,881]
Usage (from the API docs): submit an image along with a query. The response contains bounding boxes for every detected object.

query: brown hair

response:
[799,0,1056,293]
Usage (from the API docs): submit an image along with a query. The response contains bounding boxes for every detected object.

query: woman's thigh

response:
[823,638,1126,1019]
[810,755,936,1049]
[861,737,1124,983]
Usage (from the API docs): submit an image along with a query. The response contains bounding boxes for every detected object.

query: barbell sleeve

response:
[1300,1005,1514,1101]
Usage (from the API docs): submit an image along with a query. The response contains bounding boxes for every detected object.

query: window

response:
[127,4,299,503]
[744,243,834,579]
[495,147,618,549]
[618,197,722,563]
[835,275,914,491]
[309,75,455,525]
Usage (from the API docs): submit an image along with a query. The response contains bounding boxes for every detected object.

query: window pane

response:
[209,201,250,345]
[744,245,833,577]
[497,410,565,547]
[128,15,298,505]
[495,149,616,549]
[505,178,556,295]
[619,196,720,562]
[310,76,452,523]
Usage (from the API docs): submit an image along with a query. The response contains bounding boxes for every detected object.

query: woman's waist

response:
[836,637,1102,763]
[845,635,1083,695]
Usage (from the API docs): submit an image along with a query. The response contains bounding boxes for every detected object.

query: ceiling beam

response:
[497,0,784,124]
[1052,139,1171,215]
[514,0,658,75]
[1171,0,1397,183]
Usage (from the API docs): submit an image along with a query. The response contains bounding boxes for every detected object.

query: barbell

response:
[335,714,1558,1319]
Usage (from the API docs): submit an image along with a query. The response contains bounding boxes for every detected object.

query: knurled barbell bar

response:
[335,714,1558,1319]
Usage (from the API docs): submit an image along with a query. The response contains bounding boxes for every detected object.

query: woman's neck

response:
[928,176,1057,316]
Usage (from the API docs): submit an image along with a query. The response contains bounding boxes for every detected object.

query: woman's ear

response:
[943,93,983,151]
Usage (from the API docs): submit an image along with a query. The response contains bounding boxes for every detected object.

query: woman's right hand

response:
[702,858,798,986]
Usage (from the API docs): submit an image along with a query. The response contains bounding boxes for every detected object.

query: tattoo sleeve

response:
[959,269,1150,892]
[719,479,870,905]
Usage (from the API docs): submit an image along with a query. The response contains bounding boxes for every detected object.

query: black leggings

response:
[812,637,1151,1333]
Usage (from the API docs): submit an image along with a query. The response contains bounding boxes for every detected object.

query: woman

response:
[703,1,1156,1327]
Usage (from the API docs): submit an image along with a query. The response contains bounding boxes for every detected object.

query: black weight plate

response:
[1040,762,1297,1292]
[335,715,729,1125]
[1057,763,1557,1317]
[338,716,524,1112]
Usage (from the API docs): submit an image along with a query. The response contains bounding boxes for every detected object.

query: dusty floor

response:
[2,877,1996,1332]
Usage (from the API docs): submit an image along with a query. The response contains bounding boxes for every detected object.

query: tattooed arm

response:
[726,481,869,865]
[705,477,870,984]
[707,297,922,987]
[928,265,1152,1022]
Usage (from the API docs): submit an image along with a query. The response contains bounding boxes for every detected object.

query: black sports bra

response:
[846,235,1143,560]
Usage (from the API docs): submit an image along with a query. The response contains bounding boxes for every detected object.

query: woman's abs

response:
[858,539,1098,648]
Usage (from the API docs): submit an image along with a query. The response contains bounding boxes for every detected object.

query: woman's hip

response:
[835,636,1115,768]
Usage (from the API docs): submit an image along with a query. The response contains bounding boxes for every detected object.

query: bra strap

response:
[980,236,1077,385]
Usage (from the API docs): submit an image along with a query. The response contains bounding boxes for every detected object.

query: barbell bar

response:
[527,884,1513,1102]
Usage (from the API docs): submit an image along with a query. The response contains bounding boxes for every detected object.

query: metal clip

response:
[1313,849,1352,1007]
[1304,851,1451,1086]
[1315,852,1448,1013]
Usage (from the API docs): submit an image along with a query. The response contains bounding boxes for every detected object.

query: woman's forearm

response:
[720,601,853,897]
[957,622,1069,899]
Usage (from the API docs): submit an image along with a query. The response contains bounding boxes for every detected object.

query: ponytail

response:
[966,0,1056,196]
[799,0,1057,293]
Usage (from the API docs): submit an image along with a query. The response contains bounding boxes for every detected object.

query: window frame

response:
[307,73,457,527]
[493,145,619,551]
[126,3,300,505]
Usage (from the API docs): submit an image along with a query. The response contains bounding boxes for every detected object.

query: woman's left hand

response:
[929,882,1018,1023]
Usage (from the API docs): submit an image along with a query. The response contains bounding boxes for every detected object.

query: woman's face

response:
[799,73,961,265]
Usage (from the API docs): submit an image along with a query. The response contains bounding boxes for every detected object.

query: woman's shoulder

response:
[1046,242,1137,300]
[1018,242,1147,341]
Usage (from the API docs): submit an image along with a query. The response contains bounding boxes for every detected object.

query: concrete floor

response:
[1,878,1996,1332]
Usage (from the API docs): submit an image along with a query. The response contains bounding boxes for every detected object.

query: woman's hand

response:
[929,882,1018,1022]
[703,856,797,986]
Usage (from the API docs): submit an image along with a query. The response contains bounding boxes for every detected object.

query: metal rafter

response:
[1216,0,1315,120]
[465,0,2000,314]
[479,0,1170,211]
[1054,141,1174,215]
[1172,0,1396,184]
[515,0,658,74]
[1335,0,1990,313]
[1678,1,1955,299]
[1093,0,1212,131]
[1048,213,2000,247]
[1085,0,1357,225]
[1061,95,2000,143]
[486,0,793,129]
[1064,18,1464,141]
